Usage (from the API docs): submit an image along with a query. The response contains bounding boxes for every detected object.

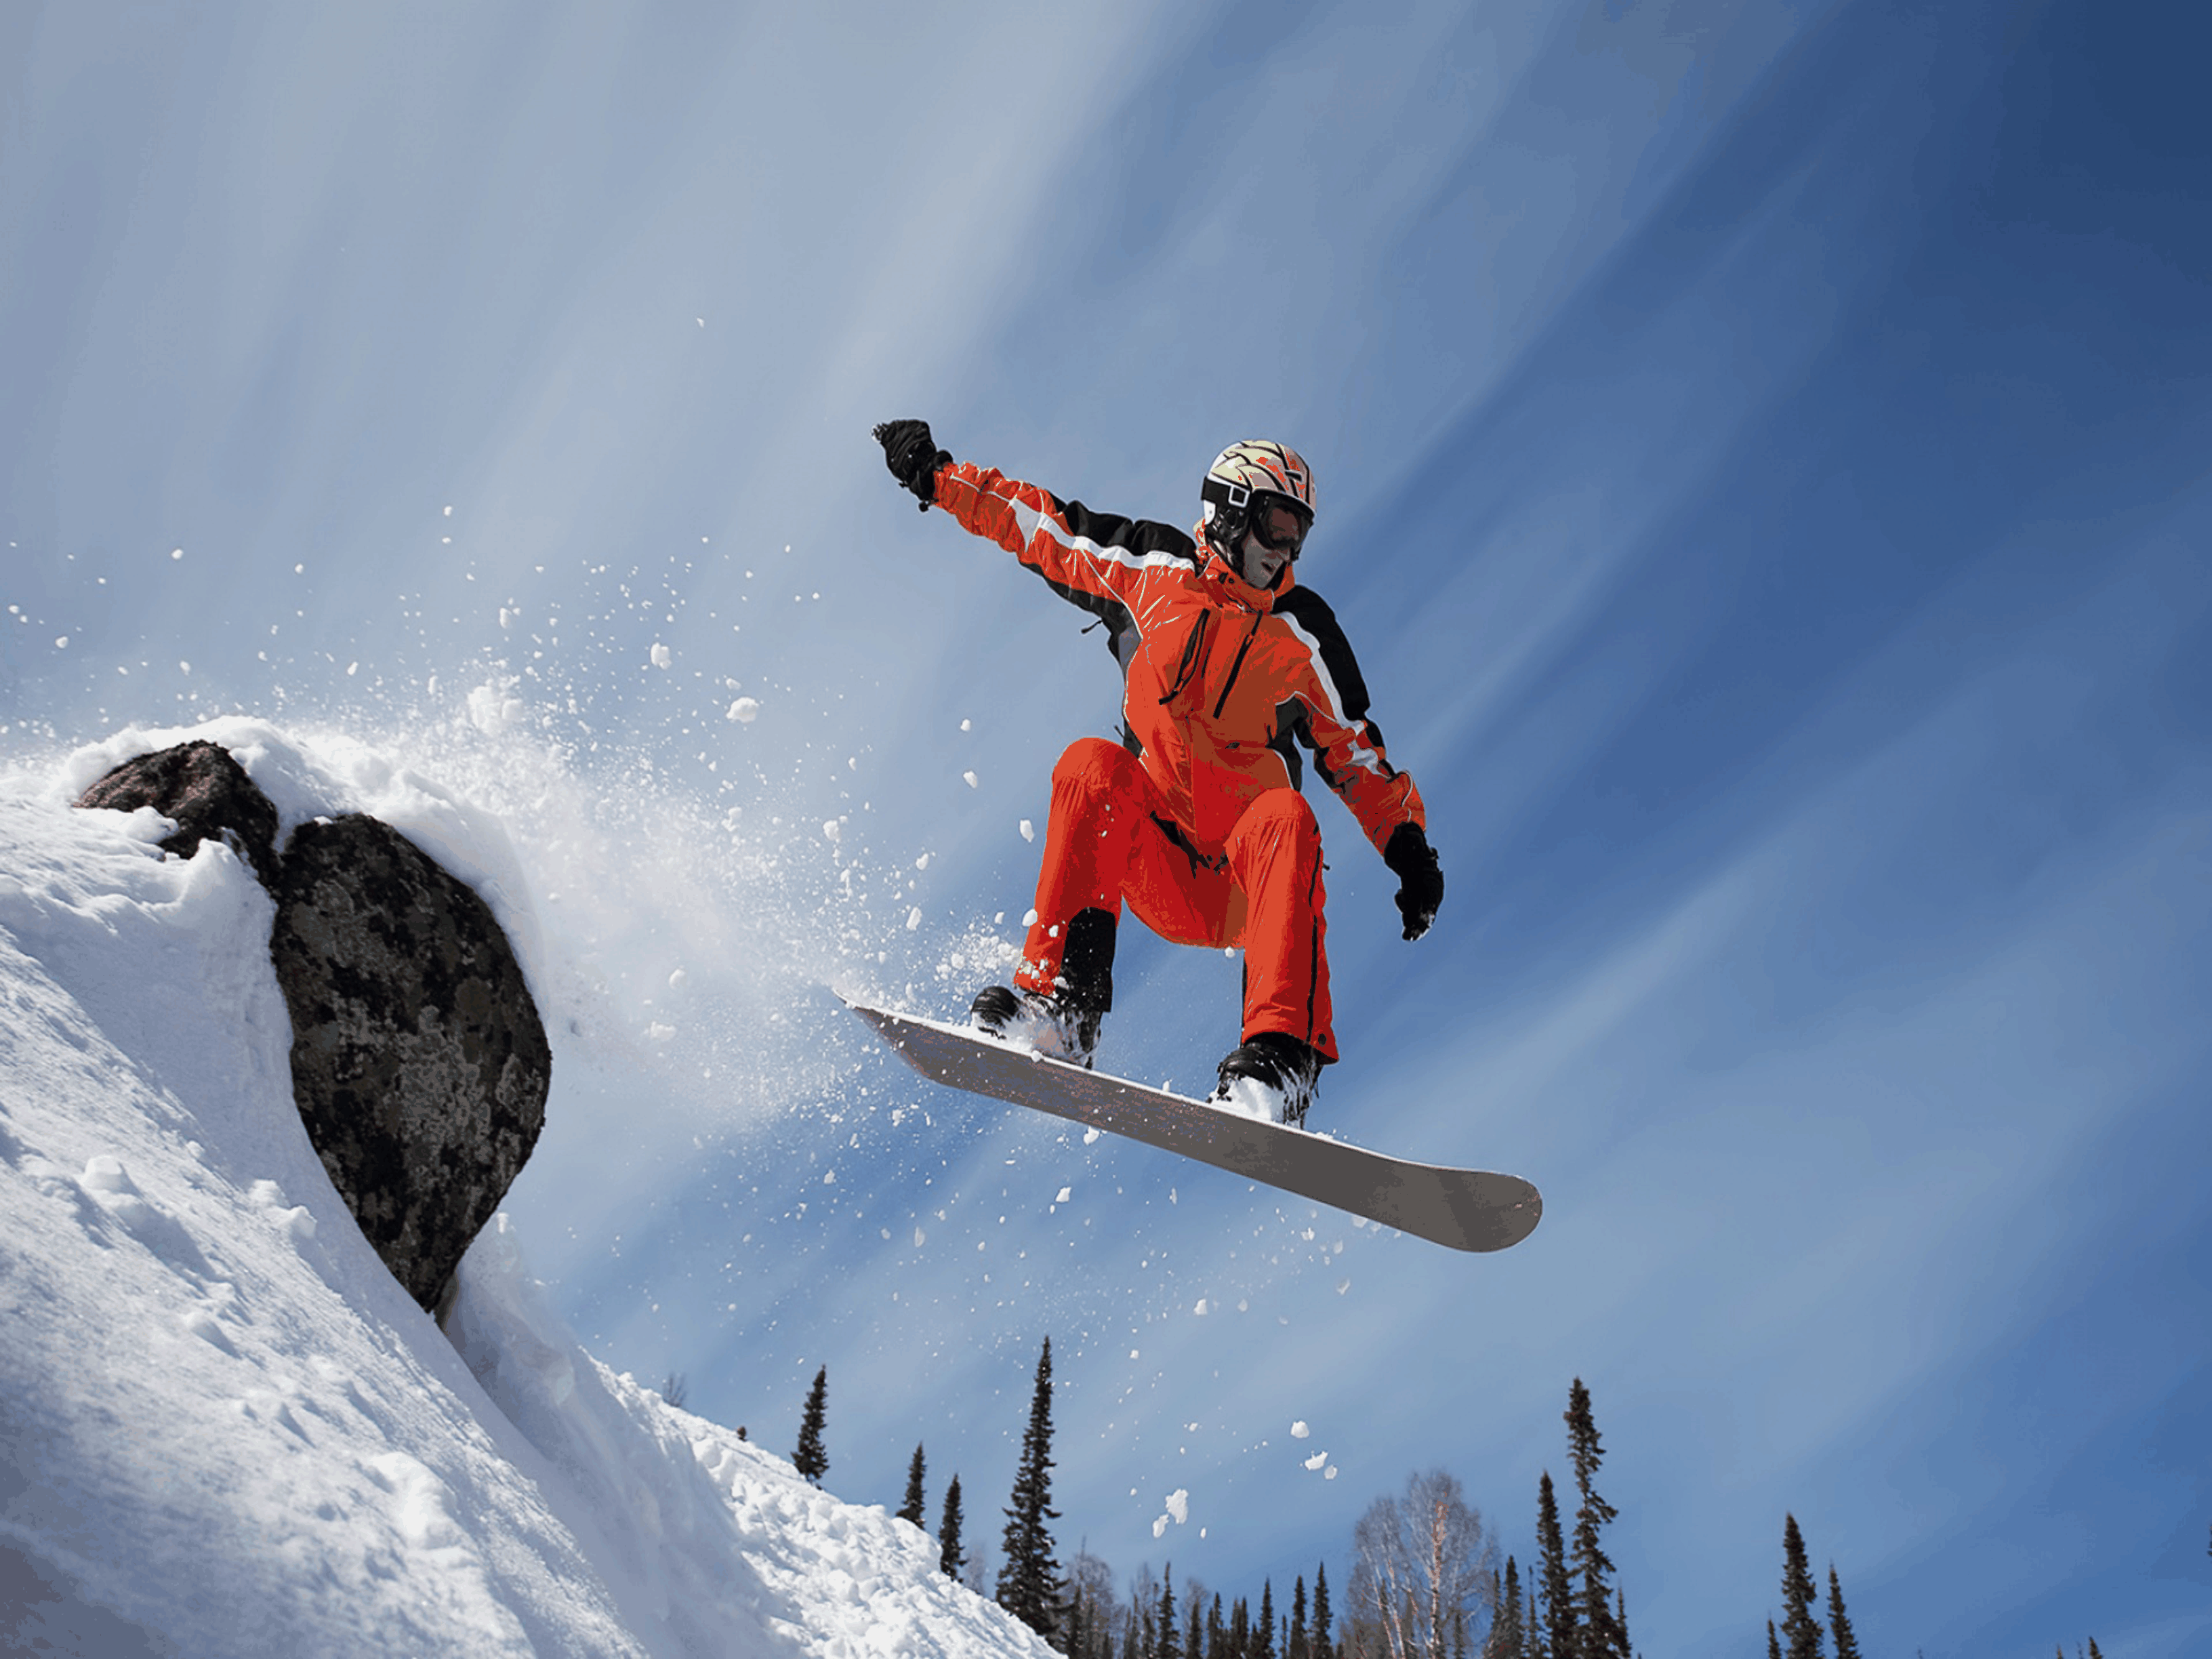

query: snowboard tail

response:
[846,999,1540,1253]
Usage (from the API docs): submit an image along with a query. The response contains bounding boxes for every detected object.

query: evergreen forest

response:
[775,1351,2120,1656]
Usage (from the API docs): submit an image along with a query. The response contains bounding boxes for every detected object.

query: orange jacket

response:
[933,461,1426,859]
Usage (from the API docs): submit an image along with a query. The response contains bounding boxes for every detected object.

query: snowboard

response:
[845,998,1542,1253]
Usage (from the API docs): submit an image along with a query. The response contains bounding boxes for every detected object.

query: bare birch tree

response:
[1348,1470,1500,1659]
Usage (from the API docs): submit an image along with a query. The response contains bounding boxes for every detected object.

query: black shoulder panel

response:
[1031,497,1194,666]
[1273,586,1372,722]
[1054,498,1199,566]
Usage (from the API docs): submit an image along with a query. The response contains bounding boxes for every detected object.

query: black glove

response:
[873,419,951,510]
[1383,822,1444,941]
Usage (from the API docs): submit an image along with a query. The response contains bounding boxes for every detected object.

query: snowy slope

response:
[0,723,1054,1659]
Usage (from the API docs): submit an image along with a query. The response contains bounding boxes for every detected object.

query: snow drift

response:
[0,721,1052,1659]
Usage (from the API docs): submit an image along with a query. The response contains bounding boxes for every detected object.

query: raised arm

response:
[875,419,1195,618]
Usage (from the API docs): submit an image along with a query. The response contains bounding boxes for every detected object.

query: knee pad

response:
[1052,736,1139,799]
[1234,790,1321,853]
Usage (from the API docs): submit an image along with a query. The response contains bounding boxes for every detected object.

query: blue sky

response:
[4,1,2208,1653]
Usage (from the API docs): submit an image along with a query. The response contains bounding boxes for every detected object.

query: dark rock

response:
[74,740,280,882]
[270,814,550,1313]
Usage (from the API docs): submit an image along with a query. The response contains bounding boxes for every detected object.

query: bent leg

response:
[1224,790,1336,1063]
[1015,738,1149,1008]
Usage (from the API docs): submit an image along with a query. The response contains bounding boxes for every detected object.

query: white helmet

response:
[1200,441,1315,558]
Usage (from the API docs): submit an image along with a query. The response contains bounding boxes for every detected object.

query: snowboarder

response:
[872,420,1443,1126]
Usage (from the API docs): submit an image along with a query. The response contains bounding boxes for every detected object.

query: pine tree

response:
[1778,1517,1822,1659]
[1564,1380,1627,1659]
[1256,1581,1277,1659]
[939,1475,966,1578]
[1824,1566,1860,1659]
[998,1338,1063,1637]
[2087,1641,2104,1659]
[899,1443,927,1528]
[793,1368,830,1486]
[1290,1575,1310,1659]
[1486,1557,1525,1659]
[1230,1595,1250,1659]
[1312,1563,1334,1659]
[1065,1551,1117,1659]
[1536,1473,1572,1659]
[1159,1568,1182,1659]
[1765,1620,1781,1659]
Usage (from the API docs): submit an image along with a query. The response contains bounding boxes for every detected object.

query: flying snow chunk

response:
[727,697,760,722]
[651,642,672,670]
[170,548,183,560]
[1056,1187,1071,1204]
[1165,1490,1189,1525]
[962,771,978,789]
[822,820,842,844]
[467,682,524,736]
[1305,1452,1328,1471]
[1152,1516,1169,1539]
[906,907,923,931]
[1193,1298,1210,1316]
[668,969,688,989]
[1292,1420,1311,1439]
[1019,819,1035,842]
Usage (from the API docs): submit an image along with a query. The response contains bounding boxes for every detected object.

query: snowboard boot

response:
[1208,1031,1323,1128]
[969,985,1103,1070]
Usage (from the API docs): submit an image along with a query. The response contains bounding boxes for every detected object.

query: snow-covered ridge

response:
[0,724,1052,1659]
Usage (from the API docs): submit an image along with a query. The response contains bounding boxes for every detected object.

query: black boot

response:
[969,986,1102,1069]
[1210,1031,1322,1127]
[969,907,1116,1069]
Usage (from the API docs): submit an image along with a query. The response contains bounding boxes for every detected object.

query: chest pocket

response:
[1147,603,1270,737]
[1155,610,1214,708]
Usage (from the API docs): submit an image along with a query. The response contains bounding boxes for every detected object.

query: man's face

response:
[1236,499,1309,588]
[1237,531,1292,590]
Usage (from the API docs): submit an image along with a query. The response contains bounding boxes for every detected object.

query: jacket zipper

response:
[1210,613,1265,720]
[1158,611,1212,705]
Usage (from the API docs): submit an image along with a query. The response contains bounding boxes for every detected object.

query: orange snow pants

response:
[1015,737,1337,1062]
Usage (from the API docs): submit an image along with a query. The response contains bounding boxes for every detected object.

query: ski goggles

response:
[1250,495,1313,558]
